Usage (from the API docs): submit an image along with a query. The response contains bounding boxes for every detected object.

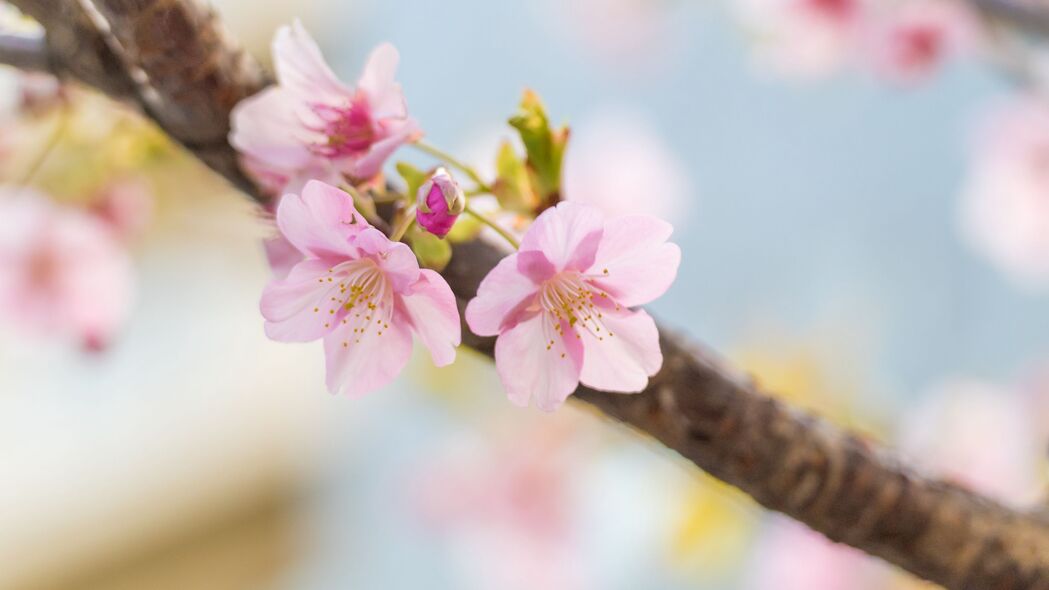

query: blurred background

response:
[1,0,1048,588]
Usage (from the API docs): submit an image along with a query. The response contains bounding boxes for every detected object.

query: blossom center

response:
[307,93,376,158]
[536,271,618,348]
[315,259,393,345]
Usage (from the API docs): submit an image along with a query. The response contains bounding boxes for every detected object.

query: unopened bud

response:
[416,167,465,237]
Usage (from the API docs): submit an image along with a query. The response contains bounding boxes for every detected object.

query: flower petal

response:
[516,250,556,283]
[586,215,680,307]
[356,42,408,120]
[401,269,461,366]
[495,313,583,411]
[230,87,315,169]
[263,234,303,280]
[520,201,603,271]
[465,252,539,337]
[261,258,344,342]
[324,314,413,396]
[276,181,368,259]
[352,227,421,292]
[273,20,350,104]
[578,308,662,393]
[345,117,420,180]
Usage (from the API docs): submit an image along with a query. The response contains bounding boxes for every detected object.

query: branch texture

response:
[12,1,1049,588]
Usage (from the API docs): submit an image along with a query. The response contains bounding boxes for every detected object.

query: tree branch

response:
[0,32,49,72]
[9,1,1049,588]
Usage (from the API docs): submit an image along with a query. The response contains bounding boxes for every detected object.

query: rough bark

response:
[10,1,1049,588]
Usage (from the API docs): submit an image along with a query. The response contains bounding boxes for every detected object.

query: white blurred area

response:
[0,166,344,588]
[0,2,352,586]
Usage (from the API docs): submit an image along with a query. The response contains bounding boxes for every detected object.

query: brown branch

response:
[10,1,1049,588]
[968,0,1049,39]
[0,32,49,72]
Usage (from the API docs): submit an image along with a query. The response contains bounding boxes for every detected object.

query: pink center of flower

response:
[307,93,376,159]
[314,258,393,346]
[802,0,857,24]
[534,270,621,355]
[897,25,943,70]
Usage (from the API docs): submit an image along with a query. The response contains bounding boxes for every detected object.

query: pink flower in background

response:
[0,188,134,350]
[867,0,977,85]
[231,21,419,188]
[260,180,460,396]
[412,418,587,590]
[416,167,465,238]
[959,97,1049,288]
[744,519,889,590]
[563,107,689,221]
[543,0,680,74]
[735,0,867,78]
[465,202,680,411]
[898,380,1042,503]
[88,177,154,242]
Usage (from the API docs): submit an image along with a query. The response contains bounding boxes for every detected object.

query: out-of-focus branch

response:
[969,0,1049,39]
[7,1,1049,588]
[0,32,49,72]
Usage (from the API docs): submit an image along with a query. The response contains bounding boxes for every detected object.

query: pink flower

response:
[959,97,1049,288]
[465,202,680,411]
[231,21,420,188]
[260,180,460,396]
[735,0,867,78]
[563,107,689,221]
[411,417,589,590]
[867,0,977,85]
[744,518,890,590]
[0,188,134,349]
[416,167,465,238]
[88,177,154,242]
[898,379,1042,504]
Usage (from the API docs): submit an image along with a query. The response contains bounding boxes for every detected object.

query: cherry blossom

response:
[735,0,867,78]
[743,518,890,590]
[0,188,134,350]
[867,0,977,85]
[959,97,1049,288]
[416,167,465,238]
[898,379,1042,504]
[563,107,689,221]
[231,21,419,188]
[465,202,680,411]
[259,180,460,396]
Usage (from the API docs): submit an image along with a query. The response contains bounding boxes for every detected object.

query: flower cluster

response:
[233,23,682,408]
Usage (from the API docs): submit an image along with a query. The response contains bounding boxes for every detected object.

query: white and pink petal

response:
[494,313,583,411]
[401,269,461,367]
[465,252,540,337]
[578,308,662,393]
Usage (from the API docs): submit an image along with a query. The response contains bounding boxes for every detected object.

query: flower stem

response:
[412,141,493,194]
[18,104,69,185]
[464,204,520,250]
[390,205,417,242]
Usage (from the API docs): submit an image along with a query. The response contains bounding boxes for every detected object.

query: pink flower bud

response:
[416,167,465,238]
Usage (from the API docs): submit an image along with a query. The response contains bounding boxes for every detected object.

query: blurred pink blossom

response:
[259,181,459,396]
[563,108,689,221]
[898,379,1042,503]
[465,202,679,411]
[542,0,680,73]
[735,0,867,78]
[0,188,134,350]
[412,419,587,590]
[231,21,419,187]
[866,0,978,85]
[743,518,889,590]
[17,72,65,117]
[959,97,1049,288]
[88,177,154,242]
